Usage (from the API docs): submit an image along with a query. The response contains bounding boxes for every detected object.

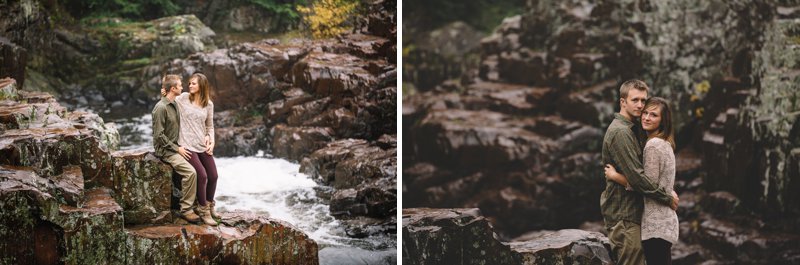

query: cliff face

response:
[403,0,800,263]
[0,78,320,264]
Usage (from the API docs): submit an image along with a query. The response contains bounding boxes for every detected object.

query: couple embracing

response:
[152,73,221,226]
[601,80,680,265]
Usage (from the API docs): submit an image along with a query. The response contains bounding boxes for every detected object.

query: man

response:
[153,74,200,223]
[600,79,679,264]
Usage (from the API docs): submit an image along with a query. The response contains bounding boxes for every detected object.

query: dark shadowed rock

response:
[403,208,518,265]
[0,38,26,88]
[403,208,614,265]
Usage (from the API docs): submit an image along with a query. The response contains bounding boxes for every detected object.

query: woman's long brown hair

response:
[189,73,211,107]
[645,97,675,150]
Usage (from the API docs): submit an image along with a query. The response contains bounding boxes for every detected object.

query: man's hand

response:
[670,190,679,211]
[178,146,191,160]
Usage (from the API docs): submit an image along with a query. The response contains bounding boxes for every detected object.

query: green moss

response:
[121,57,152,68]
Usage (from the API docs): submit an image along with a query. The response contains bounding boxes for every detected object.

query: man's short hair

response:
[620,79,649,99]
[163,74,181,90]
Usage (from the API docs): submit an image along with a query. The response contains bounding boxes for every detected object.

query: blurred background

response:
[402,0,800,263]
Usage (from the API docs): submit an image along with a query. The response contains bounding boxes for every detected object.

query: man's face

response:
[621,89,647,118]
[170,80,183,95]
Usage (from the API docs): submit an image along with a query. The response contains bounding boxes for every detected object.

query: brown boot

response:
[180,209,201,223]
[209,200,220,219]
[198,205,218,226]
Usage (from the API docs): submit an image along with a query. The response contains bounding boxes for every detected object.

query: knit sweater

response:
[641,137,679,244]
[175,92,214,153]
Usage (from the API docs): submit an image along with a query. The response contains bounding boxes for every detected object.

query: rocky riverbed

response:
[1,0,397,263]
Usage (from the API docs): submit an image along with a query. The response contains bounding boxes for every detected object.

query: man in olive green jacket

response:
[153,74,200,223]
[600,80,679,265]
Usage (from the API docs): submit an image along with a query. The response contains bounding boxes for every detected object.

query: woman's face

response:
[641,104,662,133]
[189,78,199,94]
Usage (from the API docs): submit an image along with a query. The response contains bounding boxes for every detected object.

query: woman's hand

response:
[205,135,214,156]
[604,164,630,189]
[604,164,619,179]
[160,88,167,97]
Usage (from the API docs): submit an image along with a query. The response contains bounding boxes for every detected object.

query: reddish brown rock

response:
[126,211,319,264]
[270,124,334,161]
[300,137,397,218]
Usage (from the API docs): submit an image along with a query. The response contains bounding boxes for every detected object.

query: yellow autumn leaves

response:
[297,0,359,39]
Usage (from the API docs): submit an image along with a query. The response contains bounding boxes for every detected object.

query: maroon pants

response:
[186,150,218,206]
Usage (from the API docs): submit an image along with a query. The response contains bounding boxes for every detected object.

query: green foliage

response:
[404,0,524,32]
[297,0,359,38]
[62,0,180,21]
[247,0,307,29]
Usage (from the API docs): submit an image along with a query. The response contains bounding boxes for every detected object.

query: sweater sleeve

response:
[206,101,215,142]
[643,142,662,188]
[610,130,673,206]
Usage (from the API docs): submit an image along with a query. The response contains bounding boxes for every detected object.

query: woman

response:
[604,97,678,265]
[163,73,220,226]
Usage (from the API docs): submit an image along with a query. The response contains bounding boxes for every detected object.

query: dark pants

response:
[186,150,218,207]
[643,238,672,265]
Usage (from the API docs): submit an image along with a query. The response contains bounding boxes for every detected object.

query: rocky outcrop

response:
[0,80,320,263]
[402,208,613,265]
[126,211,318,264]
[178,0,305,34]
[403,84,604,236]
[403,21,485,91]
[6,12,218,109]
[300,136,397,218]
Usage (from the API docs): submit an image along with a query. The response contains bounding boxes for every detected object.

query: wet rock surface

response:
[126,212,318,264]
[402,208,613,265]
[0,82,320,263]
[403,0,800,263]
[300,137,397,219]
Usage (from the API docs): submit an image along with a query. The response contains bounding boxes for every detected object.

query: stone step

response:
[125,211,318,264]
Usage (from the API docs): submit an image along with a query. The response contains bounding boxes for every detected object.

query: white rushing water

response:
[112,114,396,265]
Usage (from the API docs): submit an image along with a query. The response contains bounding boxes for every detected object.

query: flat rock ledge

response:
[402,208,612,265]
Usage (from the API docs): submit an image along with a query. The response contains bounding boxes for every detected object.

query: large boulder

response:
[402,208,613,265]
[110,148,173,225]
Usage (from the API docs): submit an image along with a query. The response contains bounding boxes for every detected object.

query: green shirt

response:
[152,97,181,158]
[600,113,673,228]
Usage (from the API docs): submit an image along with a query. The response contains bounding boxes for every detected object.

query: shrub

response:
[297,0,359,38]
